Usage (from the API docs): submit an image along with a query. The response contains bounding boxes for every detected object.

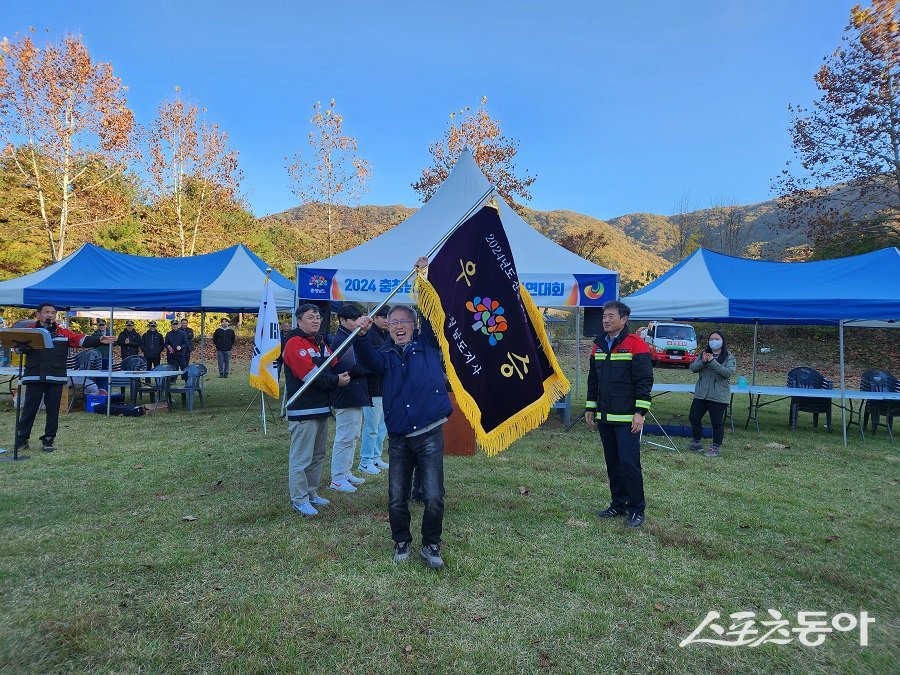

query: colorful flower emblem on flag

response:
[310,274,327,288]
[467,296,508,346]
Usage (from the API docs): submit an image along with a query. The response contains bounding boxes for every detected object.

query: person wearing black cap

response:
[116,321,143,360]
[141,321,164,370]
[16,302,116,452]
[90,319,112,338]
[165,319,189,371]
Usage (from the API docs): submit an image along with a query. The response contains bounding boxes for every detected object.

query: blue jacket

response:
[355,320,452,436]
[327,325,371,409]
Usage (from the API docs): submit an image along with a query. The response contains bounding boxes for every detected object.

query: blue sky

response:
[2,0,851,220]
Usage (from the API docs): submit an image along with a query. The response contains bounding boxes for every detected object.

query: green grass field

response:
[0,360,897,673]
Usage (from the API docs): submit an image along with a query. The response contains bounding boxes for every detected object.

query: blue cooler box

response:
[85,393,124,412]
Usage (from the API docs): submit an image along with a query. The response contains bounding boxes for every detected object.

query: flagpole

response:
[284,185,496,410]
[261,269,272,434]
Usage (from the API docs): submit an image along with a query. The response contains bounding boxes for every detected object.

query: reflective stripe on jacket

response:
[585,332,654,424]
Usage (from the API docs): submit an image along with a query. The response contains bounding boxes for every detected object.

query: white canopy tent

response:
[296,149,618,309]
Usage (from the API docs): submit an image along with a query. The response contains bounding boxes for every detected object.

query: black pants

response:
[387,426,445,546]
[597,423,645,516]
[689,398,727,446]
[146,355,161,370]
[16,382,63,448]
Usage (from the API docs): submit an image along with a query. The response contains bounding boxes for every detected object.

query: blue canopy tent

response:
[625,247,900,325]
[0,243,295,414]
[624,247,900,444]
[0,243,295,311]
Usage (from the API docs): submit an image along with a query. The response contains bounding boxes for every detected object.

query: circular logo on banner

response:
[584,282,605,300]
[298,349,307,356]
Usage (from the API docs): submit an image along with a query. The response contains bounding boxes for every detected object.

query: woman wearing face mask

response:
[687,331,736,457]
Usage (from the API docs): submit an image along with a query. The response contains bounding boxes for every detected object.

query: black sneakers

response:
[420,544,444,570]
[393,540,411,563]
[625,512,645,528]
[596,506,626,518]
[41,439,56,453]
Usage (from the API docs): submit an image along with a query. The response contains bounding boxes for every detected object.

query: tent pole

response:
[839,320,846,447]
[751,320,758,386]
[200,311,206,397]
[107,307,114,417]
[575,308,581,403]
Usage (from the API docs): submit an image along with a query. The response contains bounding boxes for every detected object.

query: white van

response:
[642,322,698,367]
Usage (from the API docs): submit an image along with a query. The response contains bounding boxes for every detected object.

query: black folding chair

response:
[861,369,899,443]
[135,364,176,403]
[787,367,833,431]
[167,363,207,411]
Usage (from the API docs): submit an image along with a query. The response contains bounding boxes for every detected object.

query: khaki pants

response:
[288,417,328,506]
[331,407,363,482]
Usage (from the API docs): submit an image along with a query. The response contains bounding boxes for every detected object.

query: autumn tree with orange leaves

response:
[286,99,372,258]
[773,0,899,254]
[412,97,536,211]
[0,30,138,262]
[147,90,243,257]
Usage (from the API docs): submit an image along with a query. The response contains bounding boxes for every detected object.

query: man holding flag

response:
[291,195,569,557]
[355,261,452,570]
[354,202,570,568]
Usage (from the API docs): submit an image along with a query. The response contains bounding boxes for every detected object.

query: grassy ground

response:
[0,358,897,673]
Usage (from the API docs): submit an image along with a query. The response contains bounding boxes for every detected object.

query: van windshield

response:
[656,325,695,341]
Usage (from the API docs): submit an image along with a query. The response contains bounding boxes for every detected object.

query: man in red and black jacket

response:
[584,300,654,528]
[16,302,116,453]
[283,303,350,517]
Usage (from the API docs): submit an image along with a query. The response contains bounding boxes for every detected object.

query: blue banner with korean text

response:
[415,204,570,455]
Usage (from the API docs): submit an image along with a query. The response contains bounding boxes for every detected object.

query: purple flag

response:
[416,204,570,455]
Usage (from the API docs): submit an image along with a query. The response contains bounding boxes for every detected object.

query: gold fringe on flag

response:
[414,271,571,456]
